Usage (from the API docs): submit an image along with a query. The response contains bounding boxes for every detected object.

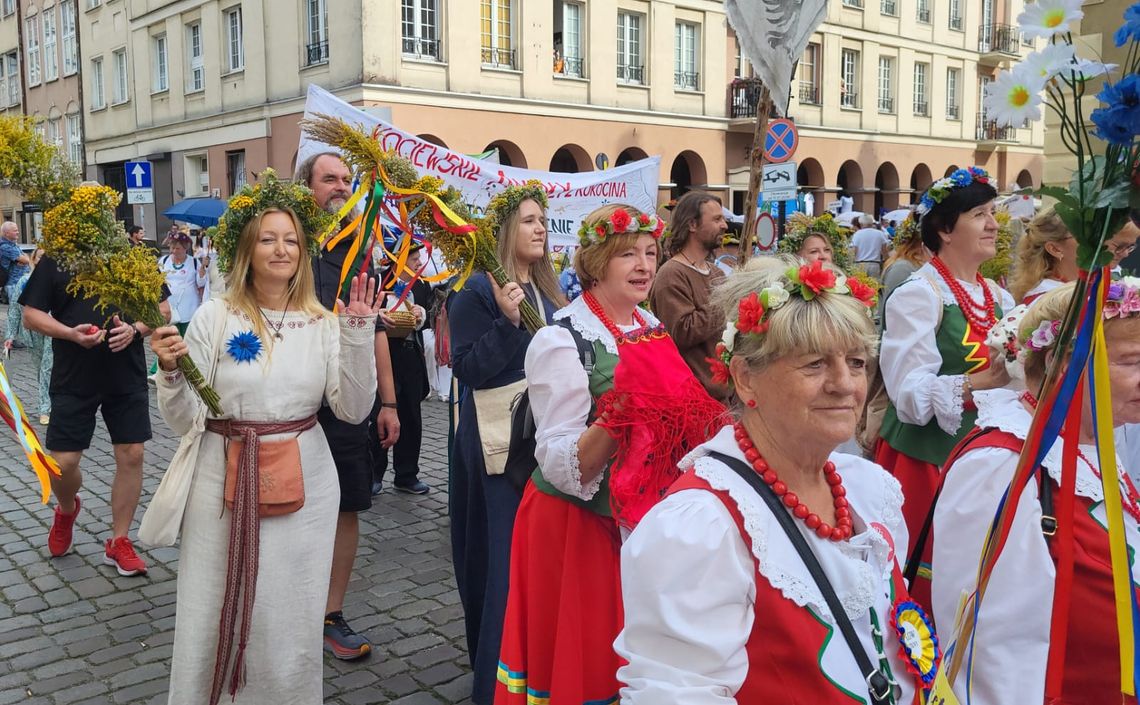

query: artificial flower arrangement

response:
[577,207,665,246]
[779,212,853,271]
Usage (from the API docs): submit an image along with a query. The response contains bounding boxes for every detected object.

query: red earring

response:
[745,399,757,408]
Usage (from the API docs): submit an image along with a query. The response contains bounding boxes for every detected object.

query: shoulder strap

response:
[706,450,898,705]
[555,318,594,373]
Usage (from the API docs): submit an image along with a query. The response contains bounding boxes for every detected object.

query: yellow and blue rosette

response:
[891,599,941,689]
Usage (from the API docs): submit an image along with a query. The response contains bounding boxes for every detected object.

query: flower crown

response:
[892,213,922,249]
[487,180,549,228]
[706,260,878,385]
[779,212,852,270]
[208,169,335,273]
[916,167,991,218]
[577,207,665,247]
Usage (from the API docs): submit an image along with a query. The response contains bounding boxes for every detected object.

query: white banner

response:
[298,85,661,251]
[725,0,828,116]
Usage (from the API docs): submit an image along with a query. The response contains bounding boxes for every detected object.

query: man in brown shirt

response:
[649,190,731,402]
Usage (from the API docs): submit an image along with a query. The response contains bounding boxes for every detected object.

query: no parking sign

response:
[762,119,798,164]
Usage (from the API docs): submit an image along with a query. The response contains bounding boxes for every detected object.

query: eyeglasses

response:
[1108,242,1138,257]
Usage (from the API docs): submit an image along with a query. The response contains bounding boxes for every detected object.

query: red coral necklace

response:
[583,290,645,338]
[931,256,998,333]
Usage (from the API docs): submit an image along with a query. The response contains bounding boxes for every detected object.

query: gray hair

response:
[0,221,17,236]
[293,151,345,188]
[858,214,874,228]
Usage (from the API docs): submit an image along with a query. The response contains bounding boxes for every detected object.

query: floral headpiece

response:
[892,213,922,249]
[779,212,852,270]
[916,167,991,218]
[707,260,878,385]
[577,207,665,247]
[208,169,335,273]
[486,180,549,228]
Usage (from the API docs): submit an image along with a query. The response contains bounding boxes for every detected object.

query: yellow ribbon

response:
[318,185,366,250]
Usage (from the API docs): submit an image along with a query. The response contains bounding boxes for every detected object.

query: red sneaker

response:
[47,496,81,557]
[103,536,148,576]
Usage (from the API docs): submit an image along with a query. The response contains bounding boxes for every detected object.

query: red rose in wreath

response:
[848,278,877,307]
[798,260,837,295]
[610,208,632,232]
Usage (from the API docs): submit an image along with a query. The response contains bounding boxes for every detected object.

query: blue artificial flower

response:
[1114,2,1140,47]
[226,330,262,363]
[949,169,972,187]
[1092,74,1140,145]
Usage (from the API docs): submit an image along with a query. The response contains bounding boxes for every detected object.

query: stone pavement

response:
[0,326,474,704]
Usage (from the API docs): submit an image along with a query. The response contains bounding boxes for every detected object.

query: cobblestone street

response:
[0,319,473,705]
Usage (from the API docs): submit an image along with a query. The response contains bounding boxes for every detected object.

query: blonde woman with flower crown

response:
[931,280,1140,705]
[1009,208,1079,305]
[144,174,381,705]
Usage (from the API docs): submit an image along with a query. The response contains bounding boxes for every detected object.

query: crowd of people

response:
[8,149,1140,705]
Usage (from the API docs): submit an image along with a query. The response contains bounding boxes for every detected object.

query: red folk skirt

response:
[874,439,939,612]
[494,483,623,705]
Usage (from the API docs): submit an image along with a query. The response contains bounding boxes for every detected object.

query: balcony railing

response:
[949,14,963,30]
[799,82,820,104]
[730,77,766,117]
[916,6,931,23]
[402,37,440,61]
[913,101,929,116]
[675,71,700,90]
[947,103,961,120]
[557,57,585,78]
[617,63,644,84]
[305,40,329,66]
[976,112,1016,141]
[841,91,859,108]
[481,47,516,69]
[877,96,894,113]
[881,0,897,15]
[979,24,1021,54]
[842,0,864,8]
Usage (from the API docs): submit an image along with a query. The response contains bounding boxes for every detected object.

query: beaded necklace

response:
[582,290,645,338]
[930,256,997,334]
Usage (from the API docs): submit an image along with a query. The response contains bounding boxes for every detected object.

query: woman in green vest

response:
[876,167,1014,609]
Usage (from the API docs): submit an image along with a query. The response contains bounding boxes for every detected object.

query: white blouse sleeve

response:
[880,279,966,435]
[156,299,220,434]
[931,446,1052,705]
[524,325,603,499]
[617,490,754,705]
[323,314,379,425]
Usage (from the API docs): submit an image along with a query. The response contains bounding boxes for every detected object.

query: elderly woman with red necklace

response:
[495,204,723,705]
[876,167,1015,608]
[616,256,936,703]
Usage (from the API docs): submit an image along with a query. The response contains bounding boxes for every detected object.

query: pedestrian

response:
[127,224,145,246]
[1107,209,1139,277]
[616,255,930,703]
[878,214,929,324]
[297,152,401,660]
[10,249,54,425]
[1,220,30,354]
[20,254,160,574]
[159,230,207,334]
[448,182,564,705]
[850,214,890,278]
[648,190,730,402]
[715,234,740,274]
[148,176,381,704]
[374,239,432,494]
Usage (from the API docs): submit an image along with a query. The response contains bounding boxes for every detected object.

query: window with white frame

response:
[616,11,644,84]
[112,48,127,103]
[61,1,77,75]
[877,56,894,113]
[913,62,928,115]
[946,67,960,119]
[225,6,243,72]
[25,15,41,86]
[0,67,6,108]
[841,49,859,108]
[152,34,168,92]
[1,0,13,17]
[90,56,104,108]
[86,0,98,7]
[46,117,60,145]
[916,0,930,23]
[186,154,209,195]
[799,42,820,103]
[401,0,438,61]
[558,1,584,78]
[5,52,16,106]
[226,150,246,194]
[186,22,204,92]
[306,0,329,64]
[43,6,58,81]
[66,113,81,165]
[479,0,514,68]
[674,21,699,90]
[949,0,963,30]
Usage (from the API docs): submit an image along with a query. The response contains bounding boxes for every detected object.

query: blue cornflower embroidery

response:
[226,331,262,363]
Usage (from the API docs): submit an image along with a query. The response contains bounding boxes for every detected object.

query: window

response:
[949,0,963,30]
[226,150,246,195]
[305,0,328,64]
[152,34,168,92]
[946,68,960,119]
[674,22,699,90]
[616,11,643,84]
[480,0,514,68]
[799,42,820,103]
[112,48,128,103]
[881,0,897,16]
[401,0,438,60]
[842,0,864,7]
[43,6,58,81]
[90,56,103,108]
[1,51,17,106]
[86,0,99,7]
[2,0,13,16]
[45,117,60,146]
[66,113,81,165]
[61,1,77,75]
[916,0,930,23]
[841,49,859,108]
[225,6,243,72]
[877,56,894,113]
[25,15,40,86]
[186,23,204,92]
[186,154,209,195]
[558,1,584,78]
[913,62,928,115]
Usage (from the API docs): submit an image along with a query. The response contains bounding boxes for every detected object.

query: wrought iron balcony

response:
[878,96,894,113]
[976,112,1017,141]
[730,78,766,117]
[675,71,700,91]
[881,0,897,16]
[481,47,516,69]
[305,40,329,66]
[402,37,440,61]
[947,104,960,120]
[799,82,820,105]
[979,24,1021,54]
[557,57,585,78]
[841,91,859,109]
[913,101,928,116]
[617,63,644,84]
[917,6,931,22]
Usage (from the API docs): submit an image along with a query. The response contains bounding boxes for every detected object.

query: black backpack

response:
[503,319,595,494]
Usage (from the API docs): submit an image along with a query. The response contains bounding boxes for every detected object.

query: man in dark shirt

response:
[20,256,163,576]
[298,152,400,660]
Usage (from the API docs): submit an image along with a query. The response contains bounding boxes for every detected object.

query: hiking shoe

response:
[48,496,81,557]
[323,611,372,660]
[394,480,430,495]
[103,536,148,576]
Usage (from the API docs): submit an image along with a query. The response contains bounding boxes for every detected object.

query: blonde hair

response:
[712,255,879,372]
[799,233,833,258]
[573,203,646,289]
[883,236,927,271]
[495,198,567,309]
[1010,208,1071,302]
[222,207,328,347]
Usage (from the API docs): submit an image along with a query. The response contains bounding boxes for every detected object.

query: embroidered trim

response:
[568,434,605,500]
[161,369,184,384]
[552,296,659,355]
[930,373,968,436]
[340,314,375,330]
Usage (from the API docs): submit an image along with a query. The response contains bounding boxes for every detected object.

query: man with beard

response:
[296,152,401,660]
[649,190,730,402]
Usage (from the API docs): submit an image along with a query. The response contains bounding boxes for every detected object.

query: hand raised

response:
[337,272,383,317]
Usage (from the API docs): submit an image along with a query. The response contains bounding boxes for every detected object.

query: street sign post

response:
[125,160,154,205]
[761,162,797,202]
[762,119,798,164]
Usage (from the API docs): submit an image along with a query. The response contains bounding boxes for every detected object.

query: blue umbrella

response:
[163,197,227,228]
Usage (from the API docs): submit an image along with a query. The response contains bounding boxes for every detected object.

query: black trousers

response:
[372,336,429,487]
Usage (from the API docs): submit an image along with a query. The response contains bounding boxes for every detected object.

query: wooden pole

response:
[738,85,772,266]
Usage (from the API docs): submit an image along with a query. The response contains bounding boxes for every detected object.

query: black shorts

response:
[46,390,152,452]
[318,405,373,513]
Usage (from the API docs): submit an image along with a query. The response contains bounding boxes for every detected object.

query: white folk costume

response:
[154,299,376,704]
[932,389,1140,705]
[1021,277,1065,306]
[617,426,932,704]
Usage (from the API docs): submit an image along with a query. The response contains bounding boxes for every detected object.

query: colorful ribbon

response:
[0,361,60,503]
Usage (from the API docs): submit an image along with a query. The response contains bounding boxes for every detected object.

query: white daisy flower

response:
[1018,0,1084,40]
[1018,42,1075,81]
[983,65,1045,127]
